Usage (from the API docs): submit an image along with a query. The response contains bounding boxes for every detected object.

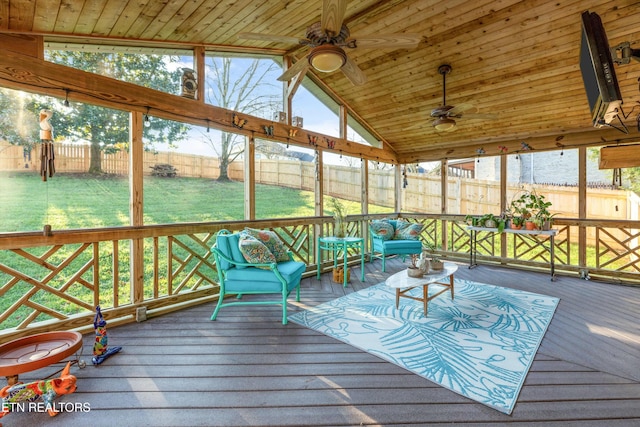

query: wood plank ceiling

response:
[1,0,639,163]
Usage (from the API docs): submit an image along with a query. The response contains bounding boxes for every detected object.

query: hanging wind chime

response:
[39,109,55,181]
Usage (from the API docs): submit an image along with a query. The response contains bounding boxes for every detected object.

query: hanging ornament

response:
[39,109,55,181]
[520,141,532,151]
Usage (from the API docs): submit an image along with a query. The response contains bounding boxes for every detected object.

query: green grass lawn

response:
[0,172,389,232]
[0,172,629,330]
[0,172,392,329]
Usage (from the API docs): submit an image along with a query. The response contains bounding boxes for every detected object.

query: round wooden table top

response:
[0,331,82,376]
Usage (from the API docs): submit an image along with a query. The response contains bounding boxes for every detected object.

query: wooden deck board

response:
[5,258,640,427]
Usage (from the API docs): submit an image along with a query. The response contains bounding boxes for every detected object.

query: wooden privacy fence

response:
[1,141,637,224]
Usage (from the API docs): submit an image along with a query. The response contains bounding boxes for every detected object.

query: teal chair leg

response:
[211,298,223,320]
[282,292,288,325]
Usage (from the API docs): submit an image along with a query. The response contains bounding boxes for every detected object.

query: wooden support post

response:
[361,158,369,248]
[579,146,587,268]
[361,157,369,216]
[440,160,448,251]
[315,151,324,262]
[194,46,205,102]
[395,165,402,213]
[500,155,507,261]
[129,111,144,304]
[244,134,255,220]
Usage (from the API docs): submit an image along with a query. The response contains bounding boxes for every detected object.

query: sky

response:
[155,56,376,167]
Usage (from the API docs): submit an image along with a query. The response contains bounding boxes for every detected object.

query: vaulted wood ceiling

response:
[1,0,639,164]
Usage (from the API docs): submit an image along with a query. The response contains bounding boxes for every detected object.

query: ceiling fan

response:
[237,0,421,86]
[431,64,497,131]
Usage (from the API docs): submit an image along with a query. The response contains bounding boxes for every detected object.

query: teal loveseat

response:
[369,219,423,272]
[211,229,306,324]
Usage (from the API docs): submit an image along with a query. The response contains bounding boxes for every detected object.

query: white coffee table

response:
[385,262,458,316]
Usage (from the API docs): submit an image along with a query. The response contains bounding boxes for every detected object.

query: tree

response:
[45,50,189,173]
[0,88,39,149]
[201,57,280,181]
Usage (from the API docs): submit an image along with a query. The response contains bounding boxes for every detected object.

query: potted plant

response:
[509,190,554,231]
[464,214,479,226]
[424,242,444,270]
[534,211,557,231]
[510,215,525,230]
[510,193,532,221]
[328,197,347,238]
[532,195,555,230]
[478,213,506,232]
[407,254,424,277]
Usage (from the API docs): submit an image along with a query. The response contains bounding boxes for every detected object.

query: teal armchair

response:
[210,229,306,324]
[369,219,423,272]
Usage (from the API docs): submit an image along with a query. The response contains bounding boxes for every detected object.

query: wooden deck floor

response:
[6,258,640,427]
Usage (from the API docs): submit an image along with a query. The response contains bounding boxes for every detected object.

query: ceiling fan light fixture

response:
[433,117,456,131]
[308,44,347,73]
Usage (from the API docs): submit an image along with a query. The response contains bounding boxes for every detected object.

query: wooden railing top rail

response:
[0,217,330,250]
[3,214,639,251]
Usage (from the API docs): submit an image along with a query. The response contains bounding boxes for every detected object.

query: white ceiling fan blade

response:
[237,32,302,44]
[341,56,367,86]
[277,56,311,81]
[347,34,421,49]
[321,0,347,35]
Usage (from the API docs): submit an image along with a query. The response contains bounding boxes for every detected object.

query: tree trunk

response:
[217,156,230,182]
[89,140,102,174]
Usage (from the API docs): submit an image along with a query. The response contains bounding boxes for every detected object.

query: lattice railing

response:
[2,215,639,341]
[0,219,317,341]
[596,226,640,272]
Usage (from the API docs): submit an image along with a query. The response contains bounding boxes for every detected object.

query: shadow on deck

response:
[4,257,640,426]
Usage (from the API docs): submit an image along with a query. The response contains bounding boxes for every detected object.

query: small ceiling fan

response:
[238,0,421,86]
[431,64,497,131]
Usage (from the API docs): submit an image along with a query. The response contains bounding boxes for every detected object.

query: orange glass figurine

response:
[0,361,76,425]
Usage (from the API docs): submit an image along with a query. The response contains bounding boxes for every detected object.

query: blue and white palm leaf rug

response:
[288,279,559,414]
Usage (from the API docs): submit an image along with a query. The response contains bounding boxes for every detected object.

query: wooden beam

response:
[0,48,396,164]
[2,29,287,57]
[397,129,640,163]
[0,34,43,59]
[599,145,640,169]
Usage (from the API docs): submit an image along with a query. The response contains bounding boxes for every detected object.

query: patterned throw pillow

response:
[244,227,290,262]
[238,233,276,267]
[394,220,422,240]
[370,220,395,241]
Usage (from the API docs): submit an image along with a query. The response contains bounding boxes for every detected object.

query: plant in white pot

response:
[407,254,424,278]
[424,242,444,270]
